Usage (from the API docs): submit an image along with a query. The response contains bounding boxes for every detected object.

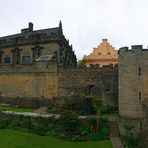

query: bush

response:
[8,119,20,128]
[123,132,142,148]
[88,128,109,141]
[99,128,109,139]
[30,125,47,136]
[8,127,29,133]
[0,120,9,129]
[100,105,118,114]
[59,111,80,138]
[123,124,142,148]
[71,135,81,141]
[99,118,109,128]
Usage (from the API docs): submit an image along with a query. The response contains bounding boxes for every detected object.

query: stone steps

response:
[109,120,124,148]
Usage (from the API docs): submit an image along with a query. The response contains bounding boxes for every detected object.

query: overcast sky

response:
[0,0,148,59]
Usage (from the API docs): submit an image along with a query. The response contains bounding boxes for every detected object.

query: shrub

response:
[99,128,109,139]
[59,111,80,138]
[8,119,20,128]
[99,118,109,128]
[71,135,81,141]
[100,105,118,114]
[123,124,142,148]
[0,120,9,129]
[88,128,109,141]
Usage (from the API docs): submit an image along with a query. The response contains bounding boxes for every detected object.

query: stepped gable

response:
[83,38,118,67]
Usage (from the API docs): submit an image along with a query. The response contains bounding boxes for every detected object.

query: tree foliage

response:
[77,59,85,67]
[59,111,80,138]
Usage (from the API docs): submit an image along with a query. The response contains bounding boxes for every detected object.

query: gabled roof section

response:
[0,22,59,41]
[84,38,118,60]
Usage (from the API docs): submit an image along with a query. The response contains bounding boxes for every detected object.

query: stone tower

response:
[118,45,148,135]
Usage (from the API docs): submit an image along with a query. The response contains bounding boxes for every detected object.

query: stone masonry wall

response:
[0,61,59,101]
[59,66,118,106]
[119,45,148,118]
[118,45,148,135]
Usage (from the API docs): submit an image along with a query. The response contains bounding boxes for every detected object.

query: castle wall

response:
[119,45,148,118]
[59,66,118,106]
[0,61,59,100]
[118,45,148,135]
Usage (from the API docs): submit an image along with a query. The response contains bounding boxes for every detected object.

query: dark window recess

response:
[22,56,31,64]
[88,85,95,95]
[0,50,4,64]
[90,64,94,67]
[105,83,111,92]
[139,67,141,75]
[140,122,142,130]
[4,58,11,64]
[139,92,142,100]
[105,89,110,92]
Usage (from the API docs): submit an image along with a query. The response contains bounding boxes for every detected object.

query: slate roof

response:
[0,25,59,41]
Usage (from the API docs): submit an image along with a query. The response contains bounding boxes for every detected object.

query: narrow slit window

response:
[140,122,142,130]
[139,92,142,100]
[139,67,141,75]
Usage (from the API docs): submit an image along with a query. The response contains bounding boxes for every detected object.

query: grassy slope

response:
[0,129,112,148]
[0,106,33,112]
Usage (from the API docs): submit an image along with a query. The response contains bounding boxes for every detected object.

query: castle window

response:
[22,56,31,64]
[85,85,95,96]
[108,52,111,55]
[139,92,142,100]
[31,45,43,62]
[0,49,4,64]
[98,53,101,55]
[140,122,142,130]
[139,67,141,75]
[4,57,11,64]
[11,47,21,64]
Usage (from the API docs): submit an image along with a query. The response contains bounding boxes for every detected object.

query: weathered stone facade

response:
[0,22,76,101]
[83,39,118,67]
[0,22,77,68]
[0,23,118,107]
[118,45,148,135]
[59,66,118,106]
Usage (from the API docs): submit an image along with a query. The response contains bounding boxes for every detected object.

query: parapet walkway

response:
[109,117,124,148]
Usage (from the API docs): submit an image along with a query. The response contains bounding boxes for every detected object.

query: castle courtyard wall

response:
[0,61,59,100]
[59,66,118,106]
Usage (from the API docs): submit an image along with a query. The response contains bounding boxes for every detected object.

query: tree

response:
[93,98,103,132]
[59,111,80,138]
[77,59,85,67]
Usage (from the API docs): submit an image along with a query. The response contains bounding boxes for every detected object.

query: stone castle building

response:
[83,39,118,67]
[0,21,77,101]
[0,22,118,107]
[0,21,76,67]
[118,45,148,138]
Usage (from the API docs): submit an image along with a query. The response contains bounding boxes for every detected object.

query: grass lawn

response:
[0,129,113,148]
[0,106,33,112]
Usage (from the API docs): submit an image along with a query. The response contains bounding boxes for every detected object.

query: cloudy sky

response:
[0,0,148,59]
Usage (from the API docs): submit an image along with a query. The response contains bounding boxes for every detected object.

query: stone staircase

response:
[33,106,48,115]
[109,118,124,148]
[109,121,120,137]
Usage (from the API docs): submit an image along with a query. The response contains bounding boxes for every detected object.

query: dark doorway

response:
[88,85,95,95]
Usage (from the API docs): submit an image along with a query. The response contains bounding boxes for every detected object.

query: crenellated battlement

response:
[119,45,148,53]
